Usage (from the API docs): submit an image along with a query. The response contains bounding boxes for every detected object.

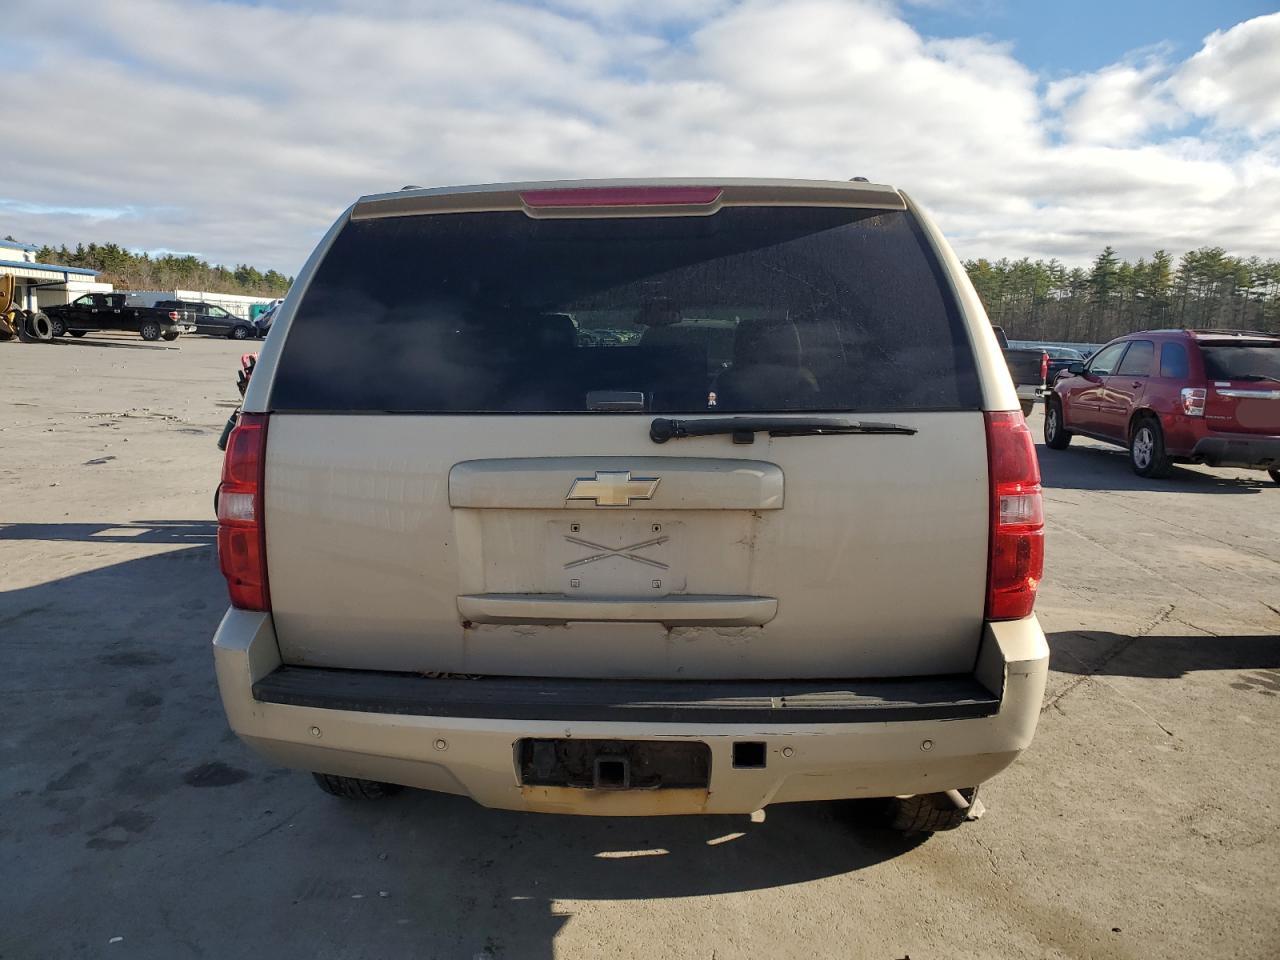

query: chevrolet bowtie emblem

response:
[566,470,660,507]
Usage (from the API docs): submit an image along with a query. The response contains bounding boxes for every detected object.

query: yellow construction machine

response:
[0,274,54,342]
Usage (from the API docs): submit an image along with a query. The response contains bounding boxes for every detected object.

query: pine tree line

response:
[31,241,293,298]
[965,247,1280,345]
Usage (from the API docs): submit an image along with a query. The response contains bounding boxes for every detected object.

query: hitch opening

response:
[732,741,767,769]
[593,756,630,790]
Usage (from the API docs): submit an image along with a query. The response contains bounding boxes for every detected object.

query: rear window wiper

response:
[1231,374,1280,384]
[650,416,918,444]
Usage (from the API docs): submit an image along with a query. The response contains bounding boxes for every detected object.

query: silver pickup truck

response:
[213,178,1048,834]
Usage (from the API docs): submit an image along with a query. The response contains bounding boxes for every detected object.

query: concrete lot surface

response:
[2,334,1278,959]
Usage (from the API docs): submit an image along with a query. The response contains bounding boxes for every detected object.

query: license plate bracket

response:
[546,518,686,596]
[517,738,711,790]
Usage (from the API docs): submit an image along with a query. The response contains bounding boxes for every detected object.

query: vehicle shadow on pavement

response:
[1048,630,1280,680]
[3,547,931,960]
[1038,444,1270,494]
[52,337,178,351]
[0,520,215,544]
[324,792,929,958]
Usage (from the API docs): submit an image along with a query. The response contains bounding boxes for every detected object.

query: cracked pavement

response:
[2,335,1278,959]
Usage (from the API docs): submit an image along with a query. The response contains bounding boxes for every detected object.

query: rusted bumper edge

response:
[213,609,1048,816]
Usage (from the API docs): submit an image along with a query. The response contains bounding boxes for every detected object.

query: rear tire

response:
[69,330,87,337]
[1044,398,1072,449]
[883,789,976,834]
[1130,417,1172,478]
[140,320,162,341]
[50,316,67,337]
[162,330,179,341]
[1269,468,1280,485]
[231,325,251,340]
[1019,399,1035,417]
[312,772,404,800]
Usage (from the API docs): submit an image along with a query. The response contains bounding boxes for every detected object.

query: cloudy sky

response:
[5,0,1279,274]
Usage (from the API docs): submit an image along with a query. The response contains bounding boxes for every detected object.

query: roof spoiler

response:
[352,178,906,220]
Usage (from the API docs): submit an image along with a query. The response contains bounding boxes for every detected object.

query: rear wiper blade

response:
[1233,374,1280,384]
[649,416,918,444]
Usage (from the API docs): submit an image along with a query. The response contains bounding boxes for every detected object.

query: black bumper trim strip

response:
[252,666,1000,724]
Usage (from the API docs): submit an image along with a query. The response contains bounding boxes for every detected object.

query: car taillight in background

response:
[217,412,270,610]
[168,310,179,321]
[1180,387,1206,416]
[1039,352,1049,383]
[985,411,1044,620]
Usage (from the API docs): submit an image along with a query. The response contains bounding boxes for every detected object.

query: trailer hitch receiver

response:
[593,756,631,790]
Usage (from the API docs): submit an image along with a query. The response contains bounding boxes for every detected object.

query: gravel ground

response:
[2,333,1278,959]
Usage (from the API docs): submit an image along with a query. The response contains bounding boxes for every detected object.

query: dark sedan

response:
[157,300,258,339]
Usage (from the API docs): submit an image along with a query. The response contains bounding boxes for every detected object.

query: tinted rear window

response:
[1160,342,1189,378]
[1200,343,1280,381]
[270,207,979,413]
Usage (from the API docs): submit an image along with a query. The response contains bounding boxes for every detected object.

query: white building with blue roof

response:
[0,239,114,313]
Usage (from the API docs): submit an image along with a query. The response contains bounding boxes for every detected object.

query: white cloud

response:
[1046,56,1184,146]
[1171,12,1280,137]
[2,0,1278,272]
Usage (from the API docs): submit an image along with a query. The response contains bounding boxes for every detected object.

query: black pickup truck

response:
[45,294,196,341]
[992,325,1048,415]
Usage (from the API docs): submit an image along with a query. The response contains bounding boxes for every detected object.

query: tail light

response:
[521,186,723,208]
[1039,352,1049,383]
[168,310,179,321]
[1180,387,1206,416]
[217,413,270,610]
[985,411,1044,620]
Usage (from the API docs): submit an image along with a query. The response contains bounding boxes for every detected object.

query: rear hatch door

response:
[260,188,993,680]
[1201,340,1280,434]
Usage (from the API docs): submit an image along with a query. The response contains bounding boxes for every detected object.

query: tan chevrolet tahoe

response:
[213,178,1048,833]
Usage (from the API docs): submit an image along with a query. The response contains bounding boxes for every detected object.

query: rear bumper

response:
[1190,434,1280,468]
[213,609,1049,815]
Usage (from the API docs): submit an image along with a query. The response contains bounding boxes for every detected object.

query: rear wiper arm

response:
[1234,374,1280,384]
[649,416,918,444]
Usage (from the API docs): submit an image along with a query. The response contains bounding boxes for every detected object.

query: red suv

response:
[1044,329,1280,482]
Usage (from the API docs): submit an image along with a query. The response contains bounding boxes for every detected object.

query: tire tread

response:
[1044,398,1072,449]
[885,790,974,834]
[311,772,403,800]
[1130,416,1173,478]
